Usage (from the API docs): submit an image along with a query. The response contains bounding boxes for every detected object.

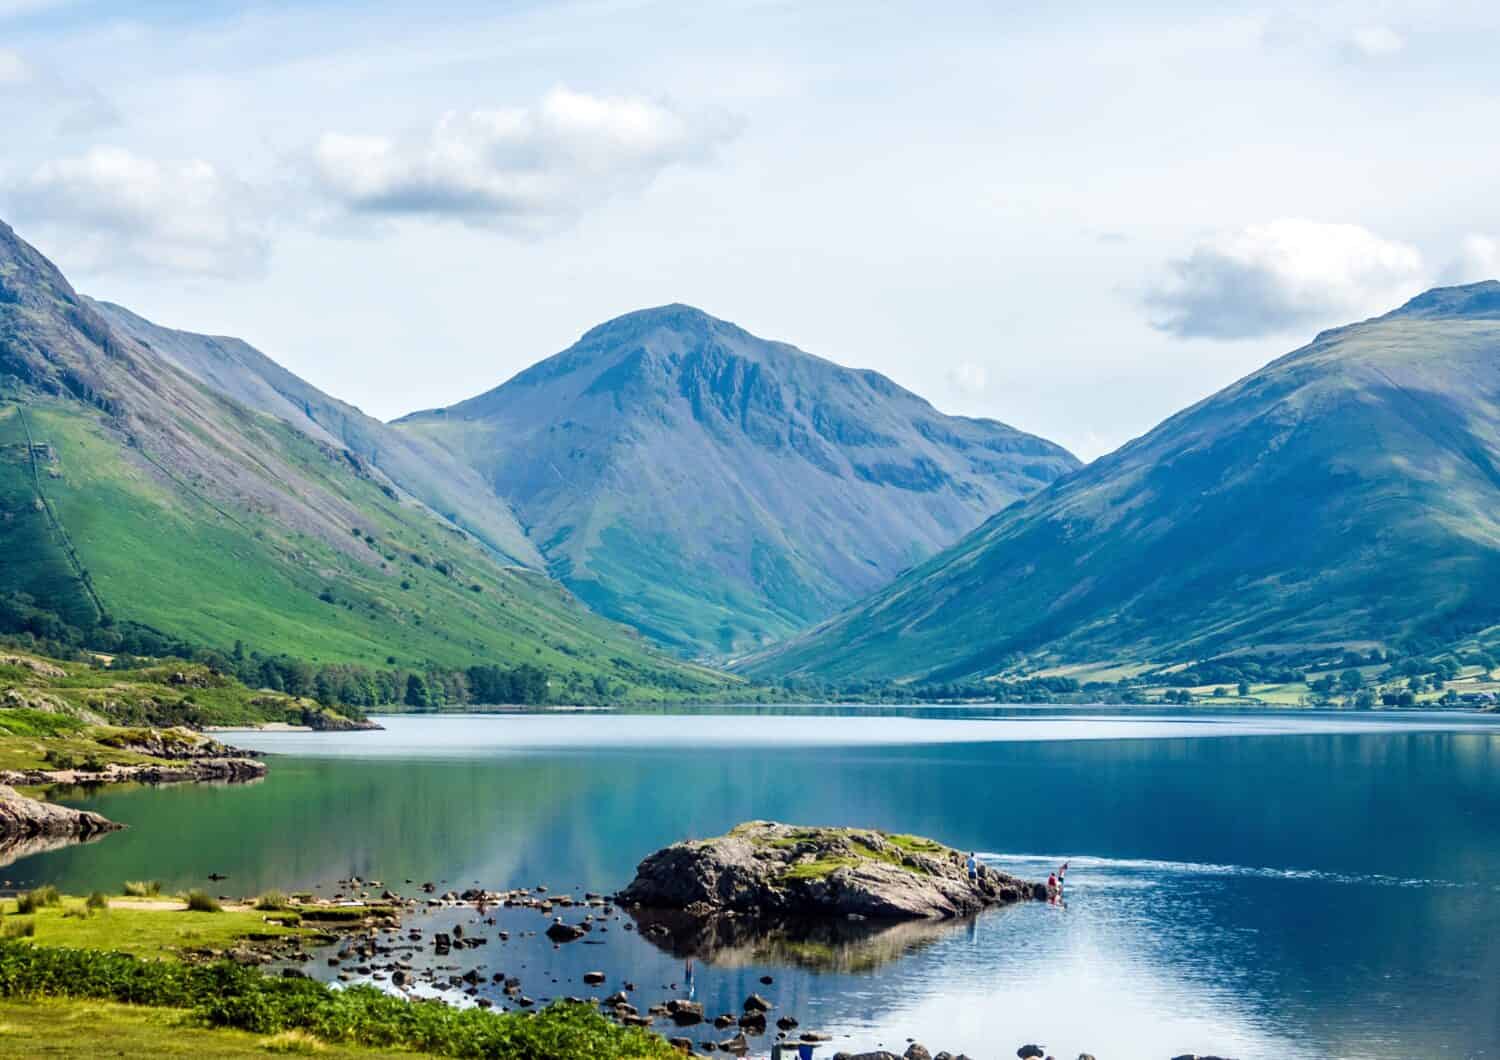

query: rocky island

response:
[618,821,1045,919]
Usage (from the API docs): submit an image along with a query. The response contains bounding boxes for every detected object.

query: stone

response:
[546,920,587,942]
[905,1046,932,1060]
[619,821,1040,920]
[1018,1048,1045,1060]
[583,971,607,985]
[744,993,772,1012]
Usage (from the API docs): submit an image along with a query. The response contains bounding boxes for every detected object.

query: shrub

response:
[122,880,162,898]
[254,890,289,911]
[0,941,678,1058]
[184,890,222,913]
[0,919,34,939]
[85,892,109,912]
[15,886,60,915]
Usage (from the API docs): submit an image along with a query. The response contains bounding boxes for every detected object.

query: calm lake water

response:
[11,708,1500,1059]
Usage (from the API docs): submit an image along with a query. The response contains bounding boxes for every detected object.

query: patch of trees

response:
[0,590,567,711]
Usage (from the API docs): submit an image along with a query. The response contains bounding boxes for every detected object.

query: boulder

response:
[546,920,587,942]
[619,821,1039,920]
[0,784,120,841]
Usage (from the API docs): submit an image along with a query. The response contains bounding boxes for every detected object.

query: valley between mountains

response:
[5,215,1500,706]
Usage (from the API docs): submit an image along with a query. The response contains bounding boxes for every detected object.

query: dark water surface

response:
[12,709,1500,1059]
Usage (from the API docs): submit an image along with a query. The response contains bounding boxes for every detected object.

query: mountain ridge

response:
[742,280,1500,682]
[395,303,1080,654]
[88,298,542,568]
[0,218,732,698]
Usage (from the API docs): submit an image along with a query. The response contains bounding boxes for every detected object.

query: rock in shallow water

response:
[617,821,1042,919]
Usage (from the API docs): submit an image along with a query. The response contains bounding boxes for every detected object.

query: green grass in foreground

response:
[0,997,425,1058]
[0,941,676,1059]
[0,896,311,959]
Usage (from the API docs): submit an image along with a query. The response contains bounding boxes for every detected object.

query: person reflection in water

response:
[684,957,695,1000]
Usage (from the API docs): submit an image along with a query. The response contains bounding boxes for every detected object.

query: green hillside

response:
[0,219,733,700]
[744,282,1500,683]
[396,304,1078,656]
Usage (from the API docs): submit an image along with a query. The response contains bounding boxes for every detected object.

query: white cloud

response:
[0,48,31,85]
[1143,219,1425,340]
[312,87,742,233]
[1440,234,1500,285]
[1350,25,1404,57]
[947,361,990,395]
[6,146,269,277]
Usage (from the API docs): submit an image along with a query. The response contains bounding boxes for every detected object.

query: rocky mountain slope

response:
[89,299,540,568]
[395,305,1078,654]
[745,282,1500,682]
[0,219,731,697]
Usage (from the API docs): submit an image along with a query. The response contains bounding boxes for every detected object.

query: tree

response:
[404,673,432,708]
[1236,680,1250,696]
[1339,668,1365,692]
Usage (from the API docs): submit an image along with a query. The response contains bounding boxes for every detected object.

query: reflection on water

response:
[0,827,114,871]
[9,710,1500,1059]
[626,906,978,973]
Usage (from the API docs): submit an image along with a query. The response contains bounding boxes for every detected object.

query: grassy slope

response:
[89,298,541,570]
[6,396,732,696]
[745,285,1500,683]
[0,219,736,699]
[0,650,356,768]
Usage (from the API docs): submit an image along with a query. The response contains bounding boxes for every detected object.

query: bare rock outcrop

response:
[618,821,1043,920]
[0,783,122,843]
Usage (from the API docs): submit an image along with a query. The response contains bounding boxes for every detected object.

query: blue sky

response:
[2,0,1497,459]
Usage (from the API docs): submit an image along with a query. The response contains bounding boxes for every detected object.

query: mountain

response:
[87,299,540,568]
[744,282,1500,683]
[393,304,1079,654]
[0,219,731,697]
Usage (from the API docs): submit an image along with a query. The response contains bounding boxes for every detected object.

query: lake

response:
[10,708,1500,1059]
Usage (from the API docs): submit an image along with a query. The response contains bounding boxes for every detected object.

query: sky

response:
[1,0,1497,461]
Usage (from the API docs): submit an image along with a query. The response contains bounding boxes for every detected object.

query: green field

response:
[1,396,734,700]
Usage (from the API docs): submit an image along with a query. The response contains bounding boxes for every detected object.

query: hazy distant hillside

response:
[89,299,540,568]
[744,282,1500,682]
[0,219,732,698]
[395,304,1079,654]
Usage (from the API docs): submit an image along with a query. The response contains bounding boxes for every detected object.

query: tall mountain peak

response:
[397,307,1079,654]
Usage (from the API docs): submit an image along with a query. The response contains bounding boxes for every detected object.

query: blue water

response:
[12,708,1500,1059]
